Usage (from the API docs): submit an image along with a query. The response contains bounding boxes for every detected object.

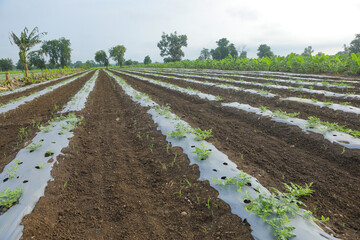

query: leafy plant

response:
[192,143,211,160]
[193,128,213,141]
[168,122,192,138]
[243,182,320,240]
[272,110,300,119]
[26,142,42,152]
[213,170,251,192]
[0,186,23,208]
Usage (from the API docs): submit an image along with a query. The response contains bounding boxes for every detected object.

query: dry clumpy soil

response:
[0,71,94,173]
[20,70,253,239]
[110,70,360,240]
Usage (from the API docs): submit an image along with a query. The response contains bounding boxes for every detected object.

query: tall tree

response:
[0,58,13,71]
[109,45,126,66]
[28,52,46,69]
[257,44,274,58]
[157,31,188,62]
[198,48,211,61]
[349,34,360,54]
[144,55,152,65]
[42,37,71,68]
[301,46,314,57]
[94,50,109,67]
[210,38,238,60]
[58,38,71,67]
[9,27,47,77]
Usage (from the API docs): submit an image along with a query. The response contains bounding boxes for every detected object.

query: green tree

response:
[257,44,274,58]
[210,38,238,60]
[73,61,83,68]
[198,48,211,60]
[42,37,71,68]
[95,50,109,67]
[109,45,126,66]
[0,58,13,71]
[238,45,247,59]
[301,46,314,57]
[228,43,238,58]
[157,31,188,62]
[349,34,360,54]
[58,38,71,67]
[16,59,24,70]
[9,27,47,78]
[144,55,152,65]
[28,52,46,69]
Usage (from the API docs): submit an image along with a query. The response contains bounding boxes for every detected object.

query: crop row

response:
[0,71,99,239]
[130,69,360,98]
[105,70,335,240]
[0,71,91,115]
[115,70,360,149]
[135,53,360,75]
[121,70,360,117]
[137,67,360,88]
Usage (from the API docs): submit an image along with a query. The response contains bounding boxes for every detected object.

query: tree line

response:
[155,32,360,63]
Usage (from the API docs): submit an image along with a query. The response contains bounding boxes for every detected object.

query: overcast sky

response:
[0,0,359,64]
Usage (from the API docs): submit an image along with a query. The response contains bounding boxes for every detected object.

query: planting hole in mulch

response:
[45,152,54,157]
[3,178,8,182]
[223,162,228,165]
[244,199,251,204]
[23,180,29,183]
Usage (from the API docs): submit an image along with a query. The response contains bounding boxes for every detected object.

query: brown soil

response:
[127,71,360,131]
[152,70,360,94]
[145,71,360,106]
[111,70,360,239]
[0,71,86,105]
[0,71,94,172]
[20,70,253,239]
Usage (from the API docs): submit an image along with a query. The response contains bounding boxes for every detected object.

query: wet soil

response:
[111,70,360,239]
[0,71,94,172]
[20,70,253,239]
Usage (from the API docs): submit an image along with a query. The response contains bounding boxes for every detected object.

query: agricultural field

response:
[0,67,359,240]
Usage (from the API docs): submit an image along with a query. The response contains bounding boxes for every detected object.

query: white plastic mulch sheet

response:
[0,71,98,239]
[106,70,338,240]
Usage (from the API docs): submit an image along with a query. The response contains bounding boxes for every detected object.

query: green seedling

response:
[166,143,170,154]
[26,142,42,152]
[260,106,268,112]
[184,177,192,187]
[192,144,211,160]
[212,170,251,192]
[323,101,333,106]
[340,102,350,105]
[62,181,68,190]
[35,163,45,169]
[6,162,19,179]
[205,197,211,210]
[272,110,300,119]
[39,125,51,133]
[193,128,213,141]
[167,122,192,138]
[169,153,178,167]
[159,161,167,170]
[0,185,23,208]
[215,95,223,101]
